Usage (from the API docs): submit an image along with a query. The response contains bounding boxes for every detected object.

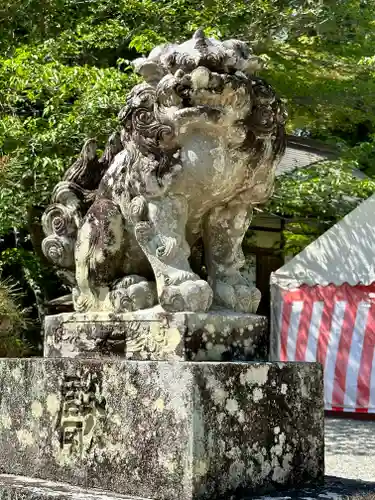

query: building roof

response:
[276,135,367,179]
[271,193,375,289]
[276,135,338,177]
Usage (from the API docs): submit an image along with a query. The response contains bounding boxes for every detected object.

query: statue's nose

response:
[190,67,211,90]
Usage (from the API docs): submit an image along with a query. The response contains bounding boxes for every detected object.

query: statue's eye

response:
[157,88,182,108]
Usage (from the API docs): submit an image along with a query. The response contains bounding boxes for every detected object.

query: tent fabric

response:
[270,282,375,413]
[270,194,375,412]
[271,194,375,289]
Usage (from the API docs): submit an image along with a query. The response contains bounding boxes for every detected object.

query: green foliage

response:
[266,160,375,254]
[0,278,30,357]
[0,47,138,232]
[0,247,53,296]
[269,161,375,220]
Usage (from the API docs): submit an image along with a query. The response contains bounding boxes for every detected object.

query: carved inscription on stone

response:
[59,370,106,457]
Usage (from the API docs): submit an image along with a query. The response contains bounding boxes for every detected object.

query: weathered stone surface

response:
[41,30,286,315]
[44,308,268,361]
[0,359,323,499]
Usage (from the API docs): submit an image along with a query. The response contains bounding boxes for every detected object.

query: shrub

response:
[0,278,30,357]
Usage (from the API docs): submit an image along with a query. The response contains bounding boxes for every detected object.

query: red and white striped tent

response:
[270,194,375,414]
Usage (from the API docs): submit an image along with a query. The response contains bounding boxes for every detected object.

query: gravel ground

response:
[325,417,375,481]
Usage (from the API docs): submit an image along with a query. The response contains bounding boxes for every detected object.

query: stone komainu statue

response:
[42,30,286,314]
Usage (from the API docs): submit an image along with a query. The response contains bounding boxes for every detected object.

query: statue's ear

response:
[242,56,263,74]
[118,103,132,124]
[133,58,166,86]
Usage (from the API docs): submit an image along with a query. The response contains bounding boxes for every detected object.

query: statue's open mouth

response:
[173,105,223,123]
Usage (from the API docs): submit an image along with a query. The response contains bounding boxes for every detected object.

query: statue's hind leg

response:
[74,199,157,312]
[130,195,213,312]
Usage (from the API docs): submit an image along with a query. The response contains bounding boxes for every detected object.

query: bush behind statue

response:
[0,279,31,357]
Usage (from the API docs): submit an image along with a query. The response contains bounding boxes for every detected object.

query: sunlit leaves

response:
[266,160,375,254]
[0,49,137,233]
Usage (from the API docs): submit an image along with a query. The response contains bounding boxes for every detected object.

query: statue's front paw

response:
[110,281,157,312]
[159,279,213,313]
[214,281,261,313]
[73,288,97,312]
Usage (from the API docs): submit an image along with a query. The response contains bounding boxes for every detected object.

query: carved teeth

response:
[174,69,185,79]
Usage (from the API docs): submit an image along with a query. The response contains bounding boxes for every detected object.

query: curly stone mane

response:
[118,83,181,185]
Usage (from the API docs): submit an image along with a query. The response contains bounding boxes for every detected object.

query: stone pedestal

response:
[0,358,323,499]
[44,307,268,361]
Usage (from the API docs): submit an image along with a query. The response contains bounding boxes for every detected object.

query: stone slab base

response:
[0,474,145,500]
[44,307,268,361]
[0,359,323,499]
[1,475,374,500]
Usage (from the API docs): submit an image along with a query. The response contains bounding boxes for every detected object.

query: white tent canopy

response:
[271,194,375,290]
